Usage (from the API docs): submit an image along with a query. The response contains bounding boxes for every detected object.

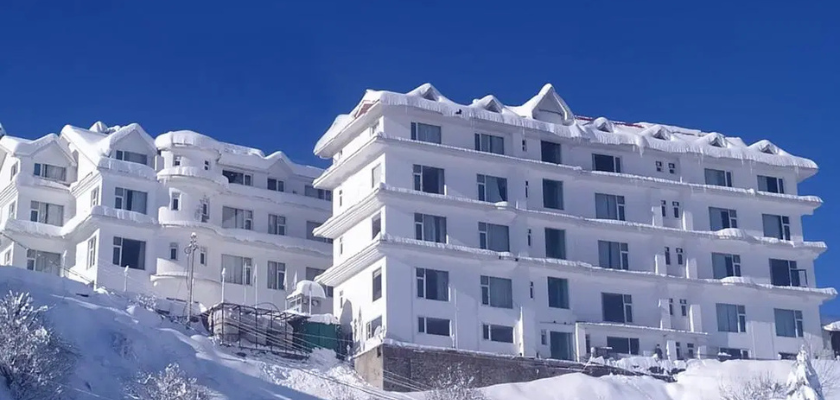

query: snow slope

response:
[1,266,839,400]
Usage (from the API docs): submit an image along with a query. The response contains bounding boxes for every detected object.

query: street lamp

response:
[184,232,199,327]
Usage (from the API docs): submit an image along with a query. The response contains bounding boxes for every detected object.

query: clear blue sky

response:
[2,2,838,312]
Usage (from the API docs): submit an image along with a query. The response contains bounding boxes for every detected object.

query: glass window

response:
[704,168,733,187]
[267,178,285,192]
[474,133,505,155]
[478,222,509,252]
[757,175,785,194]
[171,192,180,211]
[480,275,513,309]
[366,317,382,339]
[267,261,285,290]
[29,201,64,226]
[541,141,562,164]
[268,214,286,235]
[306,221,332,243]
[770,259,803,287]
[25,249,62,275]
[414,213,447,243]
[542,179,564,210]
[482,324,514,343]
[114,187,148,214]
[602,293,633,323]
[418,317,450,336]
[412,165,445,194]
[716,303,747,333]
[709,207,738,230]
[592,154,621,173]
[774,309,804,338]
[372,268,382,301]
[544,228,566,260]
[606,337,640,355]
[416,268,449,301]
[410,122,442,144]
[115,150,148,166]
[594,193,625,220]
[222,254,253,285]
[762,214,791,240]
[86,236,97,269]
[477,174,508,202]
[712,253,742,279]
[33,163,67,182]
[112,237,146,270]
[222,207,253,230]
[547,277,569,309]
[371,213,382,238]
[371,164,382,188]
[222,170,253,186]
[304,185,332,200]
[598,241,629,270]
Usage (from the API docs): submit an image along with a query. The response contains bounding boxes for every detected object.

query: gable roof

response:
[61,122,156,167]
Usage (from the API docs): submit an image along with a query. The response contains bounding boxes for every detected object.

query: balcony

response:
[157,166,229,186]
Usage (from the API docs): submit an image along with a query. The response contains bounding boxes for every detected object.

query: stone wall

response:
[354,343,665,392]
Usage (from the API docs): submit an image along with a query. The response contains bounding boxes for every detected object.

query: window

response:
[222,207,253,230]
[540,330,547,346]
[712,253,742,279]
[337,190,342,207]
[418,317,450,336]
[656,161,663,172]
[414,213,447,243]
[547,277,569,309]
[598,241,629,270]
[304,185,332,201]
[87,236,97,269]
[305,267,333,296]
[594,193,625,221]
[371,213,382,238]
[307,221,331,243]
[199,247,207,266]
[672,201,681,218]
[267,261,286,290]
[720,348,749,360]
[2,251,9,265]
[366,317,382,339]
[529,281,534,298]
[758,175,785,194]
[709,207,738,230]
[687,343,695,359]
[478,222,510,252]
[412,165,445,194]
[704,168,733,187]
[676,342,682,360]
[371,164,382,188]
[268,214,286,235]
[90,187,99,207]
[661,200,667,217]
[477,174,508,202]
[171,192,180,211]
[416,268,449,301]
[222,170,252,186]
[26,249,62,275]
[112,237,146,270]
[774,309,804,338]
[480,275,513,308]
[669,298,674,315]
[680,299,688,317]
[173,156,182,166]
[33,163,67,181]
[10,162,17,179]
[545,228,566,260]
[482,324,514,343]
[668,162,676,174]
[770,259,804,287]
[199,198,210,223]
[169,243,178,261]
[527,229,532,246]
[521,139,527,152]
[592,154,621,173]
[222,254,253,285]
[29,201,64,226]
[716,303,747,333]
[115,150,148,165]
[114,187,148,214]
[267,178,285,192]
[525,181,529,198]
[474,133,505,155]
[602,293,633,323]
[542,179,564,210]
[7,202,14,219]
[665,247,671,265]
[372,268,382,301]
[762,214,791,240]
[676,248,684,265]
[607,337,640,355]
[204,160,210,171]
[410,122,442,144]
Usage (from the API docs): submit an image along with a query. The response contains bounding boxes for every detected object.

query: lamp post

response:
[184,232,199,327]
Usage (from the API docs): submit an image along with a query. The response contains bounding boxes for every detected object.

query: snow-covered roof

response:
[0,133,74,159]
[61,122,156,167]
[288,280,327,299]
[823,321,840,332]
[156,130,322,179]
[314,83,817,172]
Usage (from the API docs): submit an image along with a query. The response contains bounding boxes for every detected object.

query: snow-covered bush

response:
[128,363,211,400]
[425,367,487,400]
[324,383,372,400]
[719,372,785,400]
[0,291,73,400]
[785,346,824,400]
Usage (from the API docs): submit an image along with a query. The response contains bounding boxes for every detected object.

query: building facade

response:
[313,83,835,362]
[0,122,333,309]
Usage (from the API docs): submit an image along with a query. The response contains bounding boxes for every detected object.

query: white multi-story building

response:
[312,83,836,362]
[0,122,333,309]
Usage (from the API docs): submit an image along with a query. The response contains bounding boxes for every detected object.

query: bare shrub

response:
[719,372,786,400]
[128,363,211,400]
[425,366,488,400]
[0,291,73,400]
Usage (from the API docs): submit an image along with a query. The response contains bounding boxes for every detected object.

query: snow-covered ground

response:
[0,266,837,400]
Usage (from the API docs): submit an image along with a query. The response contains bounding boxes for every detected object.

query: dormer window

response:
[115,150,148,166]
[222,170,252,186]
[709,136,725,148]
[33,163,66,182]
[267,178,284,192]
[760,145,775,154]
